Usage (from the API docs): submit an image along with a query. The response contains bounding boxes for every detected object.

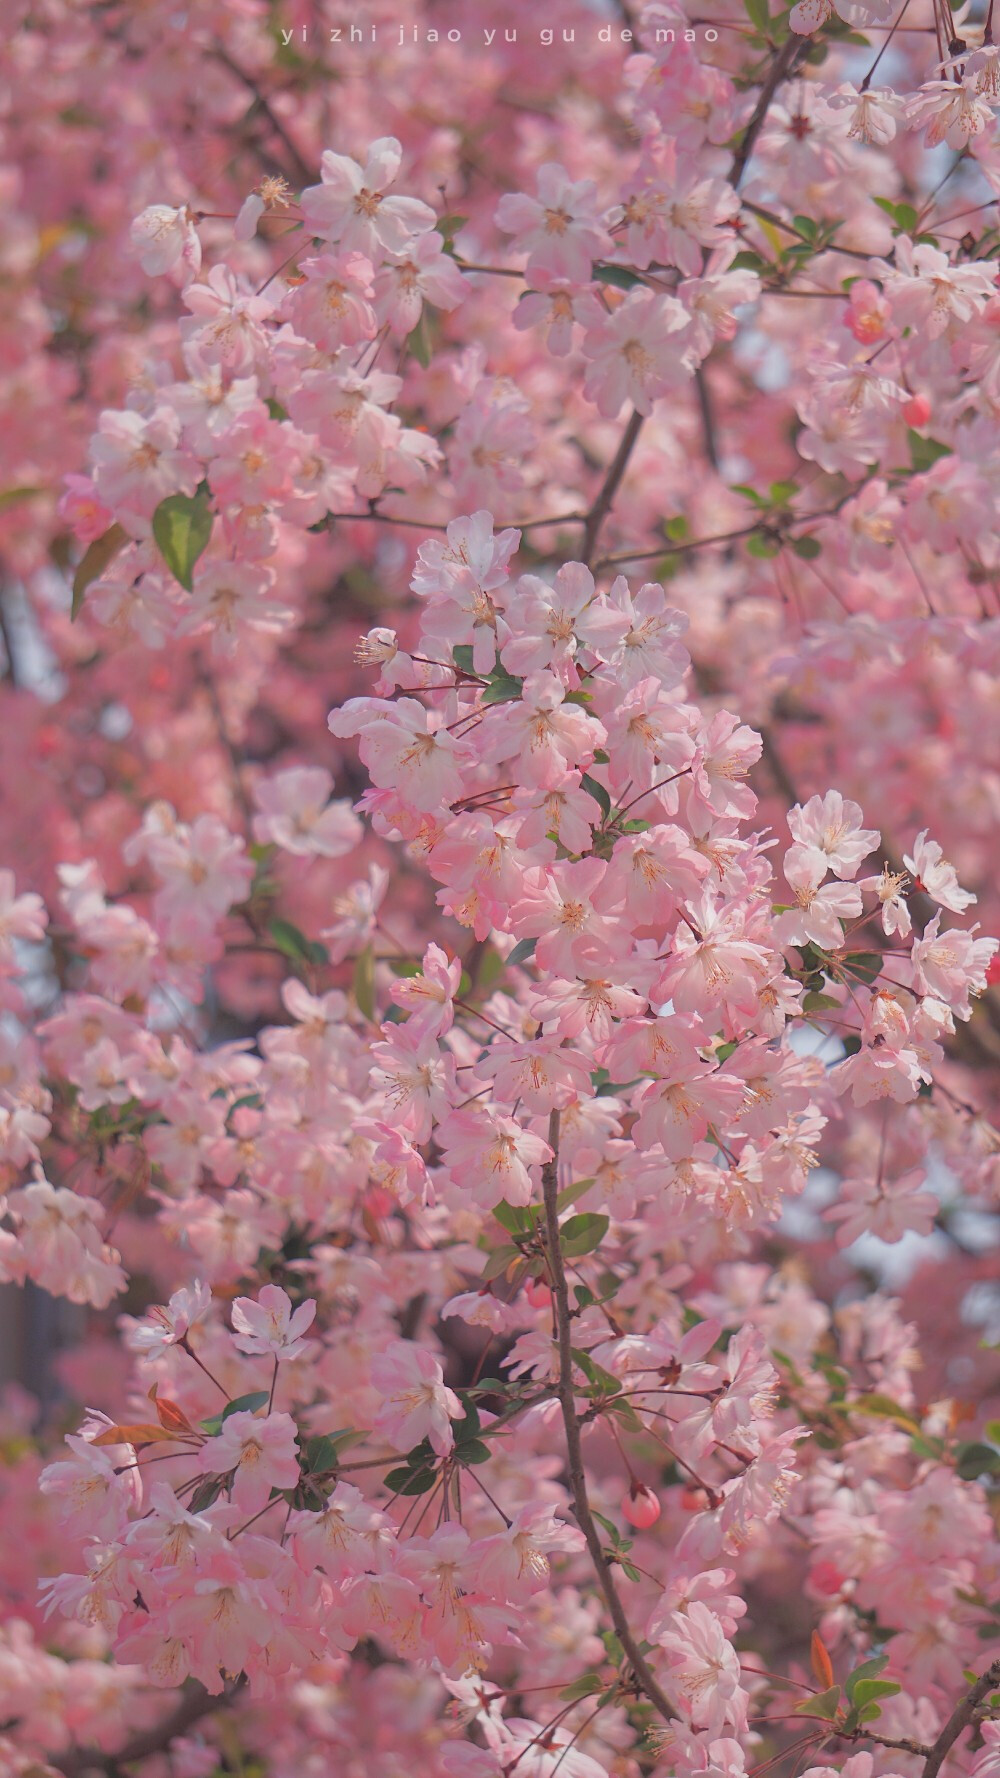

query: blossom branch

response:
[53,1678,245,1777]
[581,409,645,566]
[541,1108,675,1723]
[921,1658,1000,1778]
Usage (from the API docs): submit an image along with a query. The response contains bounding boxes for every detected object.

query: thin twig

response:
[540,1109,675,1723]
[582,409,645,567]
[730,36,806,189]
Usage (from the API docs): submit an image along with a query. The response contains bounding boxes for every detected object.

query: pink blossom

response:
[231,1285,316,1361]
[369,1339,460,1456]
[198,1410,300,1514]
[300,139,436,256]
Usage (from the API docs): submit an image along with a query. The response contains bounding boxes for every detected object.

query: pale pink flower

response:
[787,791,880,883]
[126,1279,213,1355]
[903,830,976,914]
[373,231,467,333]
[657,1599,747,1735]
[252,765,362,858]
[775,853,864,951]
[130,203,202,276]
[198,1409,300,1514]
[369,1339,460,1456]
[582,288,694,418]
[495,162,612,284]
[231,1284,316,1361]
[300,138,436,255]
[824,1169,939,1246]
[0,870,47,962]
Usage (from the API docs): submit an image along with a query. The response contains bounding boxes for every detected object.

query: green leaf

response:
[853,1395,921,1433]
[405,310,432,368]
[572,1348,622,1397]
[843,952,882,985]
[266,398,289,421]
[72,523,128,619]
[189,1476,225,1512]
[845,1654,889,1703]
[506,938,537,969]
[732,483,769,508]
[744,0,770,31]
[802,990,839,1011]
[353,944,376,1021]
[384,1465,436,1495]
[794,1685,842,1720]
[792,535,822,560]
[560,1674,604,1701]
[908,430,951,472]
[269,917,328,969]
[873,197,919,233]
[560,1212,610,1258]
[452,645,475,673]
[481,674,523,706]
[747,532,781,559]
[956,1441,1000,1480]
[557,1176,596,1214]
[770,479,800,502]
[593,263,642,290]
[493,1200,528,1236]
[301,1433,346,1475]
[152,489,213,590]
[481,1243,521,1281]
[580,773,612,818]
[0,485,43,513]
[457,1437,491,1465]
[222,1390,271,1422]
[664,515,689,542]
[852,1679,902,1708]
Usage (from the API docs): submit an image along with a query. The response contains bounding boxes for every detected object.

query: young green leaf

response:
[152,489,213,590]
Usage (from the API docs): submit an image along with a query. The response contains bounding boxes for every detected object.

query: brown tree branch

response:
[730,36,807,190]
[582,409,645,567]
[540,1109,675,1722]
[921,1659,1000,1778]
[53,1678,244,1776]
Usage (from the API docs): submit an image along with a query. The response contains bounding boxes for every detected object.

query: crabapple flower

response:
[231,1285,317,1360]
[125,1280,213,1355]
[130,204,202,276]
[0,870,47,961]
[824,1169,939,1246]
[582,288,695,417]
[775,854,864,951]
[369,1339,460,1456]
[300,139,436,256]
[786,793,880,882]
[656,1600,747,1735]
[495,163,612,284]
[790,0,893,31]
[904,830,976,914]
[252,766,363,858]
[198,1410,300,1514]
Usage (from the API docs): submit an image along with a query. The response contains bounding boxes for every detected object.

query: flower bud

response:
[621,1482,661,1529]
[902,393,931,428]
